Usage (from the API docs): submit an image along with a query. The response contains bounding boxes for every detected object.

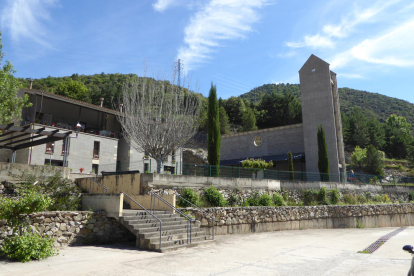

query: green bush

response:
[178,188,199,207]
[258,194,272,206]
[303,189,318,206]
[272,193,286,206]
[317,188,327,203]
[357,194,367,204]
[203,187,227,207]
[408,191,414,201]
[343,193,358,205]
[1,233,57,262]
[247,192,260,206]
[330,189,340,205]
[229,193,239,206]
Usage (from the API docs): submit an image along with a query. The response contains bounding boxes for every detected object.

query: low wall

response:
[281,180,414,193]
[76,174,141,194]
[141,173,280,192]
[0,162,70,179]
[82,194,123,218]
[82,193,176,212]
[0,211,135,248]
[184,204,414,235]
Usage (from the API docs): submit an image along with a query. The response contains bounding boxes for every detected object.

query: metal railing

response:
[149,191,194,244]
[174,192,215,240]
[90,177,109,193]
[121,191,162,250]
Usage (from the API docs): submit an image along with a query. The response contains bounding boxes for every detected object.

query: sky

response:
[0,0,413,103]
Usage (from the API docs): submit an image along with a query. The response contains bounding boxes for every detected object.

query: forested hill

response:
[20,74,414,129]
[240,84,414,128]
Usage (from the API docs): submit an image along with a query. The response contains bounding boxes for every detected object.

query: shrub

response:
[357,194,367,204]
[343,193,358,205]
[303,189,318,206]
[247,192,261,206]
[317,188,327,202]
[373,194,390,203]
[229,193,239,206]
[18,172,81,211]
[282,192,288,201]
[203,187,227,207]
[272,193,286,206]
[408,191,414,201]
[178,188,199,207]
[258,194,272,206]
[330,189,340,205]
[351,146,367,167]
[1,233,56,262]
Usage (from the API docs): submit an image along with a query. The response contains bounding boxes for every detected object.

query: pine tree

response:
[317,125,329,181]
[288,151,294,181]
[207,83,221,174]
[241,107,258,132]
[219,106,230,135]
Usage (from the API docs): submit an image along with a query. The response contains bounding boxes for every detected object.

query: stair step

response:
[129,220,187,228]
[146,231,207,243]
[139,228,204,239]
[123,218,186,224]
[149,236,211,250]
[133,224,196,234]
[158,239,216,253]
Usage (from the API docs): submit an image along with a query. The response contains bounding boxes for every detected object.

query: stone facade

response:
[0,211,135,248]
[183,204,414,235]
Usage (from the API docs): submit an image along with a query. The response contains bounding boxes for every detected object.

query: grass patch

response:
[357,250,370,254]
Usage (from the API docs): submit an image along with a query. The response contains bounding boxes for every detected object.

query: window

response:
[172,150,175,161]
[92,164,99,175]
[144,163,149,173]
[45,142,54,154]
[93,141,100,159]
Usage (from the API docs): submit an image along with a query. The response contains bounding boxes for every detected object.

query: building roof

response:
[220,152,305,166]
[21,88,120,116]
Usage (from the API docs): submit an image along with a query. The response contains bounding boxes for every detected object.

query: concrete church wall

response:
[221,124,304,160]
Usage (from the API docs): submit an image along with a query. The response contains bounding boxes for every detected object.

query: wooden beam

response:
[0,132,30,143]
[4,134,42,146]
[14,136,64,150]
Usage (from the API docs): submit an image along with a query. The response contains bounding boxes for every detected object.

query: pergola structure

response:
[0,123,72,165]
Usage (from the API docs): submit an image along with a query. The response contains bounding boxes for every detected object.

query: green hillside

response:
[240,84,414,129]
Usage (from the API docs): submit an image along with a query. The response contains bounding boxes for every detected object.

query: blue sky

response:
[1,0,414,103]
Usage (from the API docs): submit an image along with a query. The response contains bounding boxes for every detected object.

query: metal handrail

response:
[121,191,162,250]
[90,177,109,193]
[174,192,215,240]
[149,191,194,244]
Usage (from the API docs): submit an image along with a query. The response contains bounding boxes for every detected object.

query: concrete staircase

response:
[119,210,213,253]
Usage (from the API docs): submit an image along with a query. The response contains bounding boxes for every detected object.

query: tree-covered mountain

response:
[240,84,414,129]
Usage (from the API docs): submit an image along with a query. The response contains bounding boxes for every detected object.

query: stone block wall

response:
[184,204,414,235]
[0,211,135,248]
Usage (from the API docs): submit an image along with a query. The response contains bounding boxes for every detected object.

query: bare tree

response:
[116,69,201,173]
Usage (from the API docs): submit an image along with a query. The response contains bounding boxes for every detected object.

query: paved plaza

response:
[1,227,413,276]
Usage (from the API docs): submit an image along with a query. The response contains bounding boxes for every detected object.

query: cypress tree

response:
[207,83,221,175]
[288,151,294,181]
[317,125,329,181]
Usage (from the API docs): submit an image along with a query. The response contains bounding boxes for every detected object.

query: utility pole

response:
[175,59,183,87]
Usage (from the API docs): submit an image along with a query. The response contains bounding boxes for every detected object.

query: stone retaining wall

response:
[0,211,135,247]
[183,204,414,235]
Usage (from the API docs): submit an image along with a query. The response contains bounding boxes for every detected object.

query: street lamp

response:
[49,143,55,165]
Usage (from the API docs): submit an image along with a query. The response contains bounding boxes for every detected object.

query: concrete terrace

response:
[1,227,413,276]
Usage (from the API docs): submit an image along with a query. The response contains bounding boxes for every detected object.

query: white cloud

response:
[286,34,334,49]
[339,73,367,79]
[330,19,414,69]
[152,0,176,12]
[0,0,57,48]
[177,0,269,70]
[286,0,401,49]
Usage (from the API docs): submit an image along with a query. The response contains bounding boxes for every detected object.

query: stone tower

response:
[299,55,346,181]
